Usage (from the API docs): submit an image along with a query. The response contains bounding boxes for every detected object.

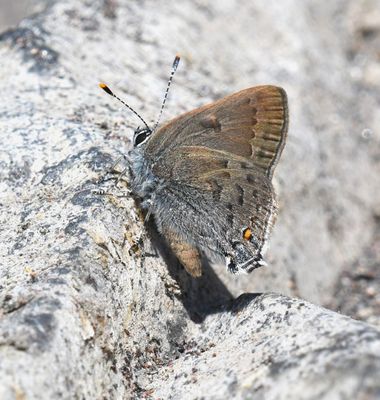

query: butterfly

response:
[99,55,288,277]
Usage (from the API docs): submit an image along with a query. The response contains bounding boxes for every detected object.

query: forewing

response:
[145,85,288,179]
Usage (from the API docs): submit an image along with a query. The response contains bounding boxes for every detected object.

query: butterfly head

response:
[133,126,152,147]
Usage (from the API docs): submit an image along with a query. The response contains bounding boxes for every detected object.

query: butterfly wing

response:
[145,85,288,179]
[142,85,288,273]
[151,146,277,272]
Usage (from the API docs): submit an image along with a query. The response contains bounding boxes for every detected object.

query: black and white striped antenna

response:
[152,54,180,132]
[98,54,180,134]
[98,82,151,132]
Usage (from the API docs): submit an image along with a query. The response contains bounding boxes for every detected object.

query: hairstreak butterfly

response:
[99,55,288,277]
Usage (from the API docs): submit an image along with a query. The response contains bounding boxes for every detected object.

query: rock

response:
[0,0,380,399]
[327,219,380,329]
[150,293,380,400]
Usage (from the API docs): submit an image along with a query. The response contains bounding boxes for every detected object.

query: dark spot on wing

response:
[249,144,254,157]
[200,115,222,132]
[247,174,256,184]
[207,179,222,201]
[227,213,234,226]
[235,184,244,206]
[219,171,231,179]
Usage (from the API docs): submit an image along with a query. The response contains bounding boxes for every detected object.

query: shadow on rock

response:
[146,221,235,323]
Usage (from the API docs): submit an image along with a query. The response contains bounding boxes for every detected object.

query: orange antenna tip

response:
[99,83,113,96]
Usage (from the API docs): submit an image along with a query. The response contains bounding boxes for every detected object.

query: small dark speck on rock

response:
[85,275,98,290]
[47,278,67,285]
[0,27,59,73]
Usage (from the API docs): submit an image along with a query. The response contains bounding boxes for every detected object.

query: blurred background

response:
[0,0,379,326]
[0,0,49,31]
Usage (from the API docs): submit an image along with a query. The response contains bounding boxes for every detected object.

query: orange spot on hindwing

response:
[243,227,252,241]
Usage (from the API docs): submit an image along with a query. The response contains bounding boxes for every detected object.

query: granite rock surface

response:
[0,0,379,399]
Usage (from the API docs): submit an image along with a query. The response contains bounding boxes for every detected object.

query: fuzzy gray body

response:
[128,86,288,275]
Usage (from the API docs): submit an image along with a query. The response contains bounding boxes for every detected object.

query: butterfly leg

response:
[161,226,202,278]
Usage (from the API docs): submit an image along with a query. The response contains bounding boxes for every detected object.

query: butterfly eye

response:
[242,227,252,241]
[134,132,147,146]
[133,128,151,147]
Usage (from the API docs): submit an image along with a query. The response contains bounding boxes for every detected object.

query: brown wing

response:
[145,85,288,179]
[153,146,277,256]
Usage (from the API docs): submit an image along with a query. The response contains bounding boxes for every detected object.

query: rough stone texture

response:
[328,217,380,329]
[0,0,380,399]
[151,293,380,400]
